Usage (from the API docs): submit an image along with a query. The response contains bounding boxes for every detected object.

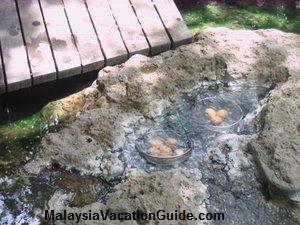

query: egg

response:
[174,148,185,156]
[166,138,177,147]
[149,139,164,147]
[159,152,172,157]
[204,108,216,119]
[216,109,228,119]
[159,146,173,157]
[210,115,223,125]
[149,147,160,156]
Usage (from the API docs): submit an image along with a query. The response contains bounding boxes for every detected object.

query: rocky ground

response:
[22,28,300,224]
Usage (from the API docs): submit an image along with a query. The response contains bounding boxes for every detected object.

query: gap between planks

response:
[0,0,191,94]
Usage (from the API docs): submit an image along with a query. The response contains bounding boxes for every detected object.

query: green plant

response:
[181,4,300,34]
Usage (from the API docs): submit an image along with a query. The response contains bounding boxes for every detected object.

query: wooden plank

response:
[152,0,192,48]
[0,43,5,93]
[108,0,149,56]
[16,0,57,85]
[130,0,171,55]
[85,0,128,65]
[0,0,31,92]
[62,0,104,73]
[39,0,81,78]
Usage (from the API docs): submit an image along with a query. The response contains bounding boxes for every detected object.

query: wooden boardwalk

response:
[0,0,192,94]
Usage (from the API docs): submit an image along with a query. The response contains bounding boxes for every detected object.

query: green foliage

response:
[0,91,84,177]
[162,107,184,125]
[207,81,224,90]
[0,105,60,177]
[182,4,300,35]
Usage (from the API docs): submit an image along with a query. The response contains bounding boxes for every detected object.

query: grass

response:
[0,91,85,176]
[181,4,300,35]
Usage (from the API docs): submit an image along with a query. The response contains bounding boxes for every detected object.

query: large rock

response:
[250,78,300,202]
[20,28,300,225]
[25,107,130,180]
[196,28,299,83]
[202,133,300,225]
[25,28,300,183]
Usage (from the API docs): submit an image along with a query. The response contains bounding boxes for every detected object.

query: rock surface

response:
[22,28,300,224]
[257,79,300,183]
[250,78,300,199]
[25,28,299,179]
[201,134,300,225]
[47,169,208,225]
[196,28,299,84]
[25,107,129,180]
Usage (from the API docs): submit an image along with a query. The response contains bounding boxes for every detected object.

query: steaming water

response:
[0,85,270,224]
[123,85,270,172]
[0,72,99,225]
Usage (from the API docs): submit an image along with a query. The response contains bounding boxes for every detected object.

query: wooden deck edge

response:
[0,0,192,94]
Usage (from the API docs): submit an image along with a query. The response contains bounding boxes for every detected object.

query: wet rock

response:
[0,90,85,146]
[46,169,208,225]
[25,28,300,203]
[48,190,74,211]
[207,134,255,181]
[201,133,300,225]
[145,99,171,119]
[239,100,266,134]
